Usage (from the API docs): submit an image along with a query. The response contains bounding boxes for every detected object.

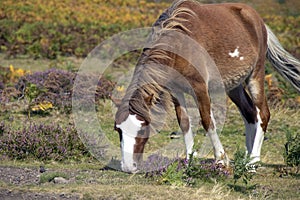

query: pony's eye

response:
[137,129,145,136]
[115,127,123,142]
[154,98,161,105]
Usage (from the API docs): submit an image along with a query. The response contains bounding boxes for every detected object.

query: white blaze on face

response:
[116,114,144,172]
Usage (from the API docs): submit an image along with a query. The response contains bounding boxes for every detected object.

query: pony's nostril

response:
[133,162,137,168]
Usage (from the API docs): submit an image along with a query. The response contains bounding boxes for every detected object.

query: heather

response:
[144,155,231,187]
[0,121,90,161]
[0,67,115,113]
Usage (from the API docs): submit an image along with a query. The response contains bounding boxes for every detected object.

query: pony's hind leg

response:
[228,83,270,165]
[173,95,194,157]
[247,73,270,164]
[228,84,257,153]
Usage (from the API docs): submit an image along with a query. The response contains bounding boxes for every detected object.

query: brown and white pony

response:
[114,0,300,173]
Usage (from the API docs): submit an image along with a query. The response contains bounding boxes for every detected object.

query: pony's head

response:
[114,92,154,173]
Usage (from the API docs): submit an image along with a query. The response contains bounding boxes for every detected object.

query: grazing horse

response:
[114,0,300,173]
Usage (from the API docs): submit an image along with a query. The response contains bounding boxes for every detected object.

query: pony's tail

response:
[266,25,300,93]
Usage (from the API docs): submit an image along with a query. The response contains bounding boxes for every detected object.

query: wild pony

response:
[114,0,300,173]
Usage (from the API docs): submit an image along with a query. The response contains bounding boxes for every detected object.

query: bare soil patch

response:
[0,165,81,199]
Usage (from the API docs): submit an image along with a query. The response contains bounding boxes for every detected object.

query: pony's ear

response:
[110,95,122,108]
[144,94,154,106]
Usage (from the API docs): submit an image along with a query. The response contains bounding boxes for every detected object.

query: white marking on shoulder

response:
[116,114,143,136]
[240,56,244,61]
[229,47,240,58]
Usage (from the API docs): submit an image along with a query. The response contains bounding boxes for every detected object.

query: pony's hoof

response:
[246,157,261,172]
[246,161,261,173]
[246,164,258,173]
[216,159,230,168]
[216,153,230,167]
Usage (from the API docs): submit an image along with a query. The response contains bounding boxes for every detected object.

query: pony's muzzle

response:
[121,161,138,173]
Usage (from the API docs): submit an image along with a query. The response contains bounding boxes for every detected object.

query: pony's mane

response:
[153,0,197,33]
[148,0,197,62]
[116,0,196,128]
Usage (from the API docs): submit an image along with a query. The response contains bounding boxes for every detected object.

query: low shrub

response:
[0,122,91,161]
[184,154,230,185]
[232,147,256,186]
[16,68,76,112]
[145,153,231,186]
[284,131,300,168]
[0,68,116,113]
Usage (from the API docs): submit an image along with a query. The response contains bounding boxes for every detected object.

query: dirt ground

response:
[0,166,80,200]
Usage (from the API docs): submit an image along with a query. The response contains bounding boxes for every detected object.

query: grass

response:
[1,98,299,199]
[0,53,82,72]
[39,172,69,184]
[0,171,238,200]
[0,53,299,199]
[97,103,298,199]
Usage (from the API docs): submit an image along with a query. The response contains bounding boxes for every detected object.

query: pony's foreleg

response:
[195,86,229,166]
[207,111,229,166]
[174,104,194,157]
[173,93,195,157]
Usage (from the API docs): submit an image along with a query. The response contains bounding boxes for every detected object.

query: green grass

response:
[1,49,299,199]
[39,172,69,184]
[1,98,299,199]
[1,54,299,199]
[0,53,82,72]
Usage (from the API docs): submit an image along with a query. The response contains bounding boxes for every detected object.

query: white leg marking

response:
[184,126,194,156]
[207,111,227,164]
[116,114,144,172]
[208,128,225,159]
[243,108,264,164]
[250,108,264,164]
[178,107,195,158]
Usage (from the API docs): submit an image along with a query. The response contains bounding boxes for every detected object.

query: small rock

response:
[170,131,181,139]
[60,193,66,197]
[39,166,46,173]
[53,177,69,184]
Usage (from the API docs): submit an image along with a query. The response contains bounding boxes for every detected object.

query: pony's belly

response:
[222,69,252,91]
[208,51,257,91]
